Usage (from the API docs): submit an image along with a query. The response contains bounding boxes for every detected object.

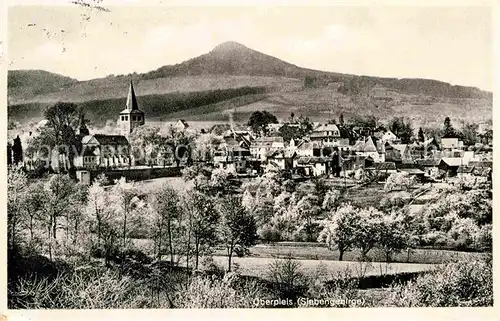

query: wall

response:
[88,166,182,183]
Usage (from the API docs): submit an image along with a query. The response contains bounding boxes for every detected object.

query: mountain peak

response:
[211,41,249,53]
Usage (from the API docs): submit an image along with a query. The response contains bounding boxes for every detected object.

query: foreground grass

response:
[212,256,436,281]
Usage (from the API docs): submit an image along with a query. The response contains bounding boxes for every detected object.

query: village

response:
[7,80,493,187]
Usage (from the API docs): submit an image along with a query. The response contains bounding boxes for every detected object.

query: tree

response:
[279,124,300,142]
[129,125,167,167]
[418,127,425,142]
[460,122,479,146]
[7,167,28,250]
[443,117,455,137]
[85,175,118,265]
[353,207,384,260]
[339,114,345,126]
[183,190,220,270]
[247,111,278,135]
[150,184,182,266]
[22,182,48,244]
[389,117,413,144]
[7,142,13,166]
[290,112,295,123]
[218,195,258,271]
[317,204,358,261]
[297,115,314,137]
[12,135,23,165]
[384,172,416,192]
[43,102,83,176]
[378,216,407,262]
[108,177,140,272]
[166,126,196,167]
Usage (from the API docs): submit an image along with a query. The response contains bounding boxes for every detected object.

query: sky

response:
[7,3,493,91]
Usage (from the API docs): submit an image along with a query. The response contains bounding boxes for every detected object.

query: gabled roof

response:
[440,157,463,167]
[176,119,189,128]
[83,134,129,146]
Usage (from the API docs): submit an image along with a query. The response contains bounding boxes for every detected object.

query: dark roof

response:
[366,162,397,171]
[399,168,425,175]
[126,80,139,111]
[468,161,492,168]
[296,156,331,165]
[457,166,474,173]
[92,134,129,146]
[415,159,440,166]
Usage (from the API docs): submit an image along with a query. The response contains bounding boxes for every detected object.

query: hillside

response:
[7,41,492,127]
[8,70,78,102]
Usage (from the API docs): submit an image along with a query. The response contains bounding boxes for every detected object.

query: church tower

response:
[119,80,145,137]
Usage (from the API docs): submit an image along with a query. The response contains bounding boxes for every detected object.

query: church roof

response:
[120,80,143,114]
[82,134,129,146]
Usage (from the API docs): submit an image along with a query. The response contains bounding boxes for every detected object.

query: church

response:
[73,80,145,170]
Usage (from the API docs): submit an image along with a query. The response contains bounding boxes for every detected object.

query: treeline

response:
[302,74,491,99]
[8,86,267,126]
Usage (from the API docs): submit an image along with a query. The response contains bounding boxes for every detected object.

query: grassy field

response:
[212,256,437,280]
[213,243,487,265]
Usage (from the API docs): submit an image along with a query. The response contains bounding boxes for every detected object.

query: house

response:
[250,136,285,160]
[457,165,474,178]
[415,159,440,177]
[441,134,463,150]
[213,136,251,173]
[174,119,189,131]
[384,142,411,163]
[294,156,332,177]
[380,130,399,143]
[353,136,385,163]
[409,138,440,159]
[365,162,398,179]
[438,158,464,176]
[75,134,131,169]
[469,161,492,177]
[309,123,350,148]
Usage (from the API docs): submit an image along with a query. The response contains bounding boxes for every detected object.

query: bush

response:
[174,273,265,308]
[382,258,493,307]
[258,225,282,243]
[384,172,416,192]
[9,268,152,309]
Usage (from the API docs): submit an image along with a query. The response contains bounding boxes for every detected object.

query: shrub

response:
[258,225,282,243]
[266,255,308,300]
[383,258,493,307]
[384,172,416,192]
[174,273,265,308]
[9,268,152,309]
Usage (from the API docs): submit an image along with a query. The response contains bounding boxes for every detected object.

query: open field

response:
[213,243,488,265]
[212,256,437,280]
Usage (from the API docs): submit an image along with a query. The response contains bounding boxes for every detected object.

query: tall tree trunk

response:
[338,248,344,261]
[157,222,163,262]
[227,242,234,272]
[29,215,34,242]
[195,237,199,270]
[167,217,174,268]
[53,215,57,239]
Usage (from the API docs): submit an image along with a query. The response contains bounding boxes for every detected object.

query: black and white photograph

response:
[4,0,495,312]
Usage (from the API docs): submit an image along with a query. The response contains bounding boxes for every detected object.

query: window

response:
[132,115,136,121]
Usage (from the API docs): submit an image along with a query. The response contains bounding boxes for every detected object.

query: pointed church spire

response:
[126,79,139,111]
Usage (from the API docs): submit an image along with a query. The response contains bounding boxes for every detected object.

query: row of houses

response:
[210,122,492,179]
